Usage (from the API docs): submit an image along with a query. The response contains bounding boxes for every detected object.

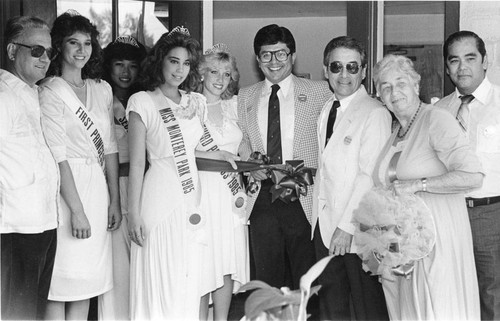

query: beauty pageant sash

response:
[113,97,128,130]
[158,106,204,230]
[46,78,106,173]
[198,125,247,216]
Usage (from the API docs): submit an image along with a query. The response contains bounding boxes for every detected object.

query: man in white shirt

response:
[237,24,331,297]
[436,30,500,320]
[312,36,391,320]
[0,16,59,320]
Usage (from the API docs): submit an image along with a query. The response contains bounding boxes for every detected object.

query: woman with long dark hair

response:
[39,11,121,320]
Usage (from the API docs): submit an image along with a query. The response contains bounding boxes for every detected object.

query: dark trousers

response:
[468,202,500,320]
[314,225,388,321]
[1,229,57,320]
[249,179,316,290]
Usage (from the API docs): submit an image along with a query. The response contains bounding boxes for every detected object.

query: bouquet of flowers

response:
[352,187,436,281]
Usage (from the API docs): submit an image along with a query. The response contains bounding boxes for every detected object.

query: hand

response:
[107,202,122,231]
[328,228,353,256]
[249,169,269,180]
[391,179,421,196]
[127,214,146,247]
[71,211,91,239]
[217,150,240,170]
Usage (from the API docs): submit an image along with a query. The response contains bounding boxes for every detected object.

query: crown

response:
[114,36,140,48]
[205,43,231,55]
[66,9,81,17]
[167,26,190,38]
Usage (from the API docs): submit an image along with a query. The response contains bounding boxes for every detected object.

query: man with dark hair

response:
[436,30,500,320]
[312,36,391,320]
[238,24,331,292]
[0,16,59,320]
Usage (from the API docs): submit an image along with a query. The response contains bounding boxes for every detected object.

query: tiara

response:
[113,36,140,48]
[66,9,81,17]
[166,26,190,38]
[205,43,231,55]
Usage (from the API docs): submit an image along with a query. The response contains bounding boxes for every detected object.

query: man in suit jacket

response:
[237,24,331,291]
[312,36,391,320]
[436,30,500,320]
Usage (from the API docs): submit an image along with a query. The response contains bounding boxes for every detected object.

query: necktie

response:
[457,94,474,132]
[267,84,282,164]
[325,100,341,146]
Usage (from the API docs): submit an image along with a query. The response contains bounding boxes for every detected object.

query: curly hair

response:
[47,12,103,80]
[102,36,147,93]
[140,31,201,92]
[373,54,421,94]
[198,50,240,100]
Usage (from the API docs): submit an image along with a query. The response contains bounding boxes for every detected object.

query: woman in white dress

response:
[39,12,121,320]
[197,44,249,320]
[371,54,482,319]
[127,27,238,320]
[98,36,146,320]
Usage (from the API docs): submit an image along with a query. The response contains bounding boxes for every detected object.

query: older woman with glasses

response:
[371,54,482,319]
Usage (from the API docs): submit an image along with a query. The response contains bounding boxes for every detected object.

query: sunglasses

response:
[329,61,361,74]
[13,43,56,60]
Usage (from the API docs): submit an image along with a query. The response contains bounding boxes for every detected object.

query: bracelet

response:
[421,178,427,192]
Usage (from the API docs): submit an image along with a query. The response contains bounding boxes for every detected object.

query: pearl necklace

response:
[397,101,422,139]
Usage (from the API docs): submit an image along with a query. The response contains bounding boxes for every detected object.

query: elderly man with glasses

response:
[0,16,59,320]
[237,24,331,310]
[311,36,391,320]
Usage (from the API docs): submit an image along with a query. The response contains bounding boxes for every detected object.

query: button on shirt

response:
[0,69,60,233]
[455,78,500,198]
[258,75,294,163]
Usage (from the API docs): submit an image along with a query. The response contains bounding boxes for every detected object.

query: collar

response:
[335,86,362,113]
[264,74,293,98]
[454,77,491,106]
[0,69,38,93]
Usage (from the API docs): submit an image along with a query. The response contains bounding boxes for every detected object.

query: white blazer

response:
[311,86,391,251]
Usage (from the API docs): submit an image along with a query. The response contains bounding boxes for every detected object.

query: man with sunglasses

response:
[237,24,331,303]
[312,36,391,320]
[0,16,59,320]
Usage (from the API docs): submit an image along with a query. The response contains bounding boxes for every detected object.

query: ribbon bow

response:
[269,160,314,203]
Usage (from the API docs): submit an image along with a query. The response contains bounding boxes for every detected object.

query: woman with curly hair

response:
[126,27,237,319]
[39,11,121,320]
[197,44,248,320]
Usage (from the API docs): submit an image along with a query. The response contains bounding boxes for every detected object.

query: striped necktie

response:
[457,94,474,132]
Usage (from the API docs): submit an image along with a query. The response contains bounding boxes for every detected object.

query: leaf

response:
[245,288,294,320]
[299,256,333,292]
[238,280,274,293]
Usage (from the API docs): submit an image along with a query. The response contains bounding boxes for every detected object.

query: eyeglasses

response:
[259,49,291,63]
[12,43,56,60]
[329,61,361,74]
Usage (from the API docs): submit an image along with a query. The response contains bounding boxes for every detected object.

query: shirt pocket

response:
[477,123,500,153]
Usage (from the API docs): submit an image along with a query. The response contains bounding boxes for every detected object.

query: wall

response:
[385,14,445,45]
[461,1,500,86]
[214,16,347,87]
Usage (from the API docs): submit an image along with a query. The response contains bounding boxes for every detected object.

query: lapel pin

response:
[344,136,352,145]
[298,94,307,102]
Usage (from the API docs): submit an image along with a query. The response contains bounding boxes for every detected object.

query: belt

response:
[119,162,129,177]
[466,196,500,208]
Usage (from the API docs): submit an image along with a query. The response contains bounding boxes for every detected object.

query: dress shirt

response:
[258,74,294,163]
[334,89,358,128]
[0,69,60,233]
[455,78,500,198]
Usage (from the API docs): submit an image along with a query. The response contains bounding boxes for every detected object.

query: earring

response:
[201,76,204,82]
